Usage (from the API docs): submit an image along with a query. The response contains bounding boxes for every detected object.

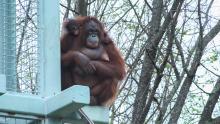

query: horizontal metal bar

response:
[45,85,90,117]
[0,85,89,117]
[0,112,43,120]
[0,92,44,115]
[0,85,109,123]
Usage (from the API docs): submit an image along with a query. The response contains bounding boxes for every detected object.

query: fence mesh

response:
[0,0,40,94]
[0,0,16,92]
[15,0,40,94]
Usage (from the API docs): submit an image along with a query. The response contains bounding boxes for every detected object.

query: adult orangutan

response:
[61,16,126,106]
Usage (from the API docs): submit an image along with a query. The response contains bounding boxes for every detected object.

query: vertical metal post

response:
[0,0,4,74]
[4,0,17,91]
[0,1,6,93]
[0,0,14,95]
[38,0,61,123]
[38,0,61,97]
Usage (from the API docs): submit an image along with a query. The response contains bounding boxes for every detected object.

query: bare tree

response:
[59,0,220,123]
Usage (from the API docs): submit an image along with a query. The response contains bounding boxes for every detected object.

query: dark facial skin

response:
[85,21,100,49]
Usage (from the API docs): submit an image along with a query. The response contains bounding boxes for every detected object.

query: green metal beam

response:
[82,106,109,124]
[4,0,17,91]
[60,106,109,124]
[46,85,89,117]
[38,0,60,123]
[0,93,44,115]
[0,85,89,116]
[0,1,4,75]
[38,0,61,97]
[0,85,109,123]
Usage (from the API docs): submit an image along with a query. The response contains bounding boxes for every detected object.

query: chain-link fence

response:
[0,0,40,94]
[0,0,16,92]
[16,0,40,94]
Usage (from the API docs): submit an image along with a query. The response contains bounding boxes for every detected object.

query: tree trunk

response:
[75,0,87,16]
[168,20,220,124]
[131,0,163,123]
[131,0,185,123]
[199,77,220,124]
